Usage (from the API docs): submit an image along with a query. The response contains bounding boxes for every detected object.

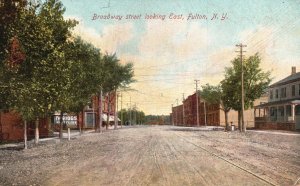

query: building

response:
[171,92,268,129]
[254,67,300,131]
[182,93,201,126]
[172,105,183,126]
[79,91,118,129]
[0,111,49,141]
[0,91,118,141]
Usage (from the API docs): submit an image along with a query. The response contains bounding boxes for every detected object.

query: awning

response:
[102,114,120,121]
[255,99,300,108]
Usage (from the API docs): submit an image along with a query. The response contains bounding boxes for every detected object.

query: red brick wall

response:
[183,93,200,126]
[0,111,49,141]
[0,111,23,141]
[172,105,183,125]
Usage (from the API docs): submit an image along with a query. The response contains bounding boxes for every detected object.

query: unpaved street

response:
[0,126,299,186]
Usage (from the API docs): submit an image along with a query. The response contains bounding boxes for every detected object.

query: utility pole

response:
[176,99,179,126]
[182,93,185,126]
[195,80,200,127]
[204,100,207,127]
[120,92,123,128]
[236,43,247,132]
[134,103,137,125]
[114,90,118,130]
[129,96,132,126]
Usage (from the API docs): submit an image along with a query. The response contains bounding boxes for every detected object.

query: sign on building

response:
[53,115,77,126]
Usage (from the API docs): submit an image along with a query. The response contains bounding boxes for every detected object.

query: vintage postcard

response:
[0,0,299,185]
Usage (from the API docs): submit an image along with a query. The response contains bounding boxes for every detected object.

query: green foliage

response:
[65,37,103,113]
[118,108,145,125]
[102,53,135,94]
[223,53,271,111]
[0,0,78,121]
[0,0,135,127]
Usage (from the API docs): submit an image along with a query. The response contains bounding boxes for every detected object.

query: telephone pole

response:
[204,100,207,127]
[176,99,178,125]
[182,93,185,126]
[120,92,123,128]
[195,80,200,127]
[236,43,247,132]
[129,96,132,126]
[133,103,137,125]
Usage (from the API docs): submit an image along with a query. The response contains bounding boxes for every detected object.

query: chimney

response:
[292,66,296,75]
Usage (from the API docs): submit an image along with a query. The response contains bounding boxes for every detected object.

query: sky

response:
[61,0,300,115]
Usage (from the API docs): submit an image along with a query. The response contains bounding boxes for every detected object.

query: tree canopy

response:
[222,53,271,131]
[0,0,135,143]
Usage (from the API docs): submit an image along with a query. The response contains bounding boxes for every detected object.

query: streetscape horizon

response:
[61,0,299,115]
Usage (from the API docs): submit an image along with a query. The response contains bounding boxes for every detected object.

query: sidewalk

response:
[248,130,300,136]
[0,125,126,149]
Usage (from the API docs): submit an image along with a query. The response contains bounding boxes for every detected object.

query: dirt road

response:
[0,125,299,186]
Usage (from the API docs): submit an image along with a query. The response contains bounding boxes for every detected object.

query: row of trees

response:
[201,53,271,132]
[0,0,134,148]
[118,108,145,125]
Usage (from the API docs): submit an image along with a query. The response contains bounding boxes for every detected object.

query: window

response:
[292,85,295,96]
[275,89,278,99]
[270,107,277,121]
[281,87,286,98]
[286,105,291,117]
[270,90,273,99]
[278,106,284,116]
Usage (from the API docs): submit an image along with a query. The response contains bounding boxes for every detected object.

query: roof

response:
[255,99,300,108]
[270,72,300,88]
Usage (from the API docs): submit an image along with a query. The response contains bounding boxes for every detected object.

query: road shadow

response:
[165,127,224,132]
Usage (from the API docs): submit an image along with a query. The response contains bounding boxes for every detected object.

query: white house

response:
[254,67,300,131]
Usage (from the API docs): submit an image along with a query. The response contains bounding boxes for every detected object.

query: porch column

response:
[277,106,279,122]
[292,104,295,121]
[267,107,270,121]
[284,105,287,122]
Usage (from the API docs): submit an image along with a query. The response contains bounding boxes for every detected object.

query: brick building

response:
[171,92,267,129]
[172,105,183,126]
[78,91,118,129]
[0,91,118,141]
[0,111,49,141]
[182,93,200,126]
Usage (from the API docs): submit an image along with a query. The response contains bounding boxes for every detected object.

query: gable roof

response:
[270,72,300,88]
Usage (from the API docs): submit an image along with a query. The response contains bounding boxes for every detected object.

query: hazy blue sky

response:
[61,0,300,115]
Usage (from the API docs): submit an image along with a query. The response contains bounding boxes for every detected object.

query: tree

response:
[0,0,78,145]
[223,53,271,132]
[101,53,134,130]
[118,108,145,125]
[201,84,231,130]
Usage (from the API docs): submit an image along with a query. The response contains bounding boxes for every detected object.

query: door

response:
[85,112,96,128]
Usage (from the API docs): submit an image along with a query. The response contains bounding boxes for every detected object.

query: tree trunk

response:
[99,90,103,133]
[114,89,118,130]
[77,112,81,135]
[242,112,246,132]
[24,120,27,149]
[34,117,39,144]
[238,110,242,132]
[59,111,63,139]
[80,110,84,134]
[106,93,110,130]
[225,110,229,131]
